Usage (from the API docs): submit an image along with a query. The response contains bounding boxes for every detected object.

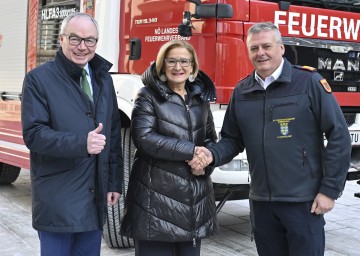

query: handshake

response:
[188,146,213,176]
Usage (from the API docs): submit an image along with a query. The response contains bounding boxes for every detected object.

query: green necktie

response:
[81,69,92,101]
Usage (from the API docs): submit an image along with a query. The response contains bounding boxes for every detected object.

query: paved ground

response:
[1,170,360,255]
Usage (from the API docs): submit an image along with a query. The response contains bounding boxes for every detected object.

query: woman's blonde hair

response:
[155,40,199,78]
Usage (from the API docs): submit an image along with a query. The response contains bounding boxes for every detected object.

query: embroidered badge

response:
[280,122,289,136]
[273,118,295,139]
[320,79,332,93]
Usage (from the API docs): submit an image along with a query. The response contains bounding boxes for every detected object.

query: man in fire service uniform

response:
[190,22,351,256]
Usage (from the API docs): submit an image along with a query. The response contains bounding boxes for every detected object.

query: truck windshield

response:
[264,0,360,12]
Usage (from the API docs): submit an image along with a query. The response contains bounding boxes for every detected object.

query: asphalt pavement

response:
[1,170,360,256]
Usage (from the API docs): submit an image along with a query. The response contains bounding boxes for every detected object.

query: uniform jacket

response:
[208,58,351,202]
[121,63,218,242]
[21,48,123,232]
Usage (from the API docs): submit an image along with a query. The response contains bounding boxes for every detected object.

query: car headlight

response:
[218,159,249,172]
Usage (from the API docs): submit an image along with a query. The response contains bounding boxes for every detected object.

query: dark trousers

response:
[251,200,325,256]
[135,239,201,256]
[38,230,102,256]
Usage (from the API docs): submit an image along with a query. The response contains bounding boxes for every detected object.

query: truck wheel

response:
[0,163,21,184]
[103,127,135,248]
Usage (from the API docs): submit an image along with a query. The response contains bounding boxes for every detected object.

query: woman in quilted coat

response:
[121,40,218,256]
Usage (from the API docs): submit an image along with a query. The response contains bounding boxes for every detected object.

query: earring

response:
[188,74,196,82]
[159,74,167,82]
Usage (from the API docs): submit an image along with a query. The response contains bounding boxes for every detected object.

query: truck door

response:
[128,0,217,81]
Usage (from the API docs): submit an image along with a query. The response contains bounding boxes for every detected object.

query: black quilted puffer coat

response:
[121,63,219,242]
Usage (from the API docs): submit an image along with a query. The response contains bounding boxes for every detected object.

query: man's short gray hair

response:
[247,22,282,44]
[60,12,99,37]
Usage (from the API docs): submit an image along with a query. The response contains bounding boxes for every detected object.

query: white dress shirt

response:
[255,58,284,89]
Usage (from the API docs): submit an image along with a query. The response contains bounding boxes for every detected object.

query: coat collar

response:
[55,48,113,82]
[242,58,293,94]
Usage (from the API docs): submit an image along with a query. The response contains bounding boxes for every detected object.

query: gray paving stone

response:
[1,171,360,255]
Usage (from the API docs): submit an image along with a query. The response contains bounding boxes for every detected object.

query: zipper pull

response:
[303,149,307,166]
[269,106,274,122]
[186,104,190,112]
[193,238,196,247]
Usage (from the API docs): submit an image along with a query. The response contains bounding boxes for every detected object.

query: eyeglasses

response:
[164,58,192,67]
[64,35,98,47]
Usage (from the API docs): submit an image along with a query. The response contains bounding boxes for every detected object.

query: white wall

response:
[0,0,28,93]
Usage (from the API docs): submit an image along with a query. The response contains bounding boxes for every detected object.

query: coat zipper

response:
[262,92,272,200]
[184,98,197,246]
[90,77,102,229]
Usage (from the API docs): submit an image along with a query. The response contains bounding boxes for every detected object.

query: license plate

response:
[350,131,360,146]
[324,131,360,146]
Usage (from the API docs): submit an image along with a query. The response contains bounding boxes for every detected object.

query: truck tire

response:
[103,127,135,248]
[0,163,21,184]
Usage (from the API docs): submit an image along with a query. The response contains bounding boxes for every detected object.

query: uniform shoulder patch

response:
[295,65,317,72]
[320,79,332,93]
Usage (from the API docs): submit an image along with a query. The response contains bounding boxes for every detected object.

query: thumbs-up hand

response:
[87,123,106,155]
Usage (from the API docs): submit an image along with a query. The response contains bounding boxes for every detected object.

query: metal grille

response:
[343,112,356,127]
[317,48,360,90]
[284,45,360,93]
[36,1,79,66]
[37,18,61,65]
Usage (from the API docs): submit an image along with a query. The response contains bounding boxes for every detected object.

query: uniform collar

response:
[254,58,284,89]
[243,58,293,94]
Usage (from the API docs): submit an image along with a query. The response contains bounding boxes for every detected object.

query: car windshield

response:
[263,0,360,12]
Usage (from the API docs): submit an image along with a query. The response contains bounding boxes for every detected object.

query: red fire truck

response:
[0,0,359,248]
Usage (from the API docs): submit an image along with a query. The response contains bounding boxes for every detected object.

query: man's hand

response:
[188,146,213,172]
[311,193,335,215]
[107,192,121,206]
[87,123,106,154]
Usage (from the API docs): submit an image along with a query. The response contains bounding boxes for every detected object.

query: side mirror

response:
[178,3,233,37]
[178,24,193,37]
[278,1,291,11]
[193,4,233,19]
[178,11,193,37]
